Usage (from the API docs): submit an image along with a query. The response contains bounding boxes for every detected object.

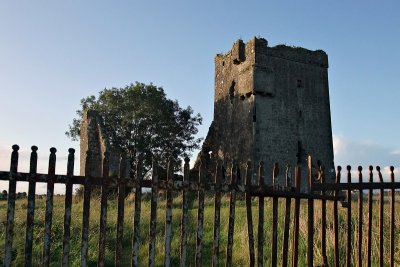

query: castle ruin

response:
[80,37,335,187]
[201,37,335,186]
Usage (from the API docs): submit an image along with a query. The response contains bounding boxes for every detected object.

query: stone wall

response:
[79,110,123,178]
[202,37,335,187]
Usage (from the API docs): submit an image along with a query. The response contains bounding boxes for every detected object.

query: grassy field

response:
[0,193,399,266]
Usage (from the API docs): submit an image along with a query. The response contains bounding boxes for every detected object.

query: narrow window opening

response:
[229,81,235,104]
[297,79,303,88]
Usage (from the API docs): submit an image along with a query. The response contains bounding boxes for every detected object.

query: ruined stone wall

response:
[202,37,335,187]
[80,110,122,177]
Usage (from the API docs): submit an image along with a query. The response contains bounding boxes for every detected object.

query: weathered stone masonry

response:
[202,37,335,186]
[80,110,123,178]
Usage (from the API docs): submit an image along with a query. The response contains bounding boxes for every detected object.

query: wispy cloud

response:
[333,135,400,172]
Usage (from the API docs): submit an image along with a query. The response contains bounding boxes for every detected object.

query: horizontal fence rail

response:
[0,145,399,266]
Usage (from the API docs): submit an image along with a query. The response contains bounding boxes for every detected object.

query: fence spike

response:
[132,153,143,267]
[346,165,352,267]
[25,145,38,266]
[257,161,265,267]
[272,163,279,267]
[212,161,223,267]
[333,166,342,267]
[43,147,57,267]
[389,166,395,267]
[320,164,328,266]
[148,158,159,267]
[4,145,19,267]
[282,164,292,267]
[291,166,301,267]
[164,157,174,267]
[365,166,373,267]
[179,157,190,267]
[81,150,92,267]
[62,148,75,267]
[98,151,110,267]
[226,162,238,267]
[196,154,206,267]
[357,166,363,267]
[244,161,255,267]
[115,153,127,266]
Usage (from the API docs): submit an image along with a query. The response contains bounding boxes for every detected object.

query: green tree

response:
[66,82,202,174]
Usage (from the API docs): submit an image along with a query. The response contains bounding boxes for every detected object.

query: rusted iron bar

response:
[180,158,190,267]
[98,152,110,267]
[366,166,373,267]
[281,165,292,267]
[333,166,341,267]
[132,155,143,267]
[257,162,265,267]
[2,169,399,193]
[226,163,239,267]
[320,165,328,266]
[164,159,174,267]
[357,166,363,267]
[61,148,75,267]
[389,166,395,267]
[291,166,301,267]
[245,161,255,267]
[377,166,384,267]
[346,165,352,267]
[196,157,206,267]
[212,162,223,267]
[272,163,279,267]
[312,181,400,191]
[43,147,57,267]
[148,160,159,267]
[81,151,92,267]
[4,145,19,267]
[25,145,38,267]
[115,155,127,267]
[307,157,314,267]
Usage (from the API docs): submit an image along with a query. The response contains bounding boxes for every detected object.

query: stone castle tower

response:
[202,37,335,185]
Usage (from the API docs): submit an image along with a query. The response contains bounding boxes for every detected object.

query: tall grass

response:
[0,193,399,266]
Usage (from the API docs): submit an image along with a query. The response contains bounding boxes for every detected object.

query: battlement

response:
[216,37,328,68]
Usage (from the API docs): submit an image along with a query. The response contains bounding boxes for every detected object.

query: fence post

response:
[25,145,38,266]
[282,164,292,267]
[148,158,159,267]
[115,153,127,267]
[4,144,19,267]
[81,150,92,267]
[366,165,373,267]
[132,153,143,267]
[389,166,395,267]
[357,166,363,267]
[180,157,190,267]
[164,157,174,267]
[257,161,265,267]
[291,165,301,267]
[333,166,342,267]
[377,166,384,267]
[98,151,110,267]
[320,163,328,266]
[195,155,206,267]
[272,163,279,267]
[307,156,314,267]
[226,162,239,267]
[346,165,352,267]
[43,147,57,267]
[245,161,255,267]
[62,148,75,267]
[212,160,223,267]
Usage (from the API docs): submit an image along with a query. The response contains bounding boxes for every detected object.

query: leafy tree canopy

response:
[66,82,202,172]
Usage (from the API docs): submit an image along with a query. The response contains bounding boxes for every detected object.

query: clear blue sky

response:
[1,1,399,192]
